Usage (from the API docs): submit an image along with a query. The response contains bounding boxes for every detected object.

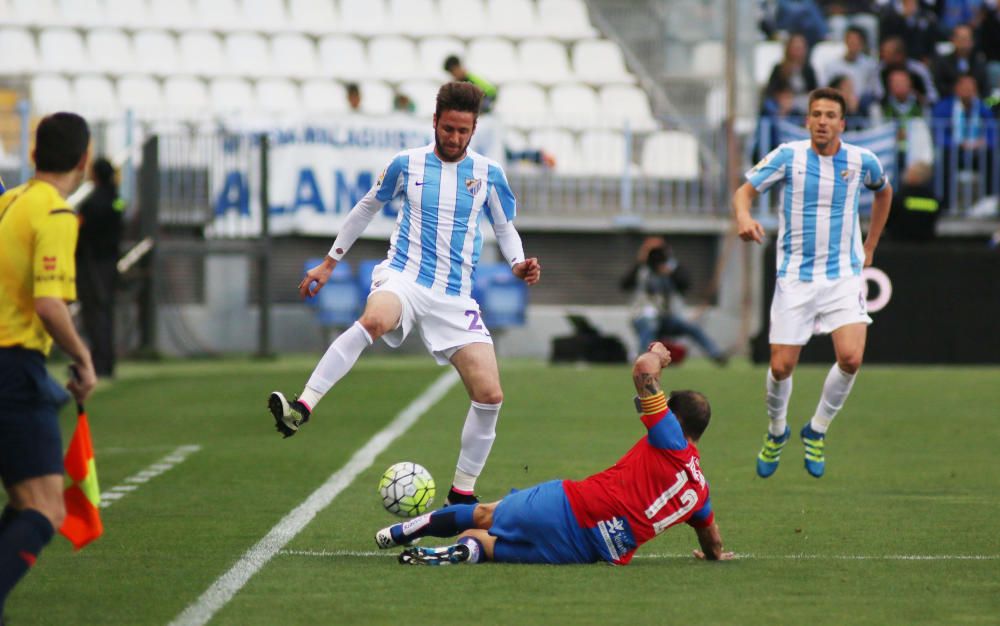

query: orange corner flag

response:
[60,409,103,550]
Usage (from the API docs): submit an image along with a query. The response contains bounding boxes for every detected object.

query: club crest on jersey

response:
[840,169,854,182]
[465,178,483,195]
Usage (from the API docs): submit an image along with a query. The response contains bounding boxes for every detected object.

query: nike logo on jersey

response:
[415,181,425,186]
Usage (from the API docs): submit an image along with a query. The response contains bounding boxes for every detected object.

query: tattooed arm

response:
[632,342,672,398]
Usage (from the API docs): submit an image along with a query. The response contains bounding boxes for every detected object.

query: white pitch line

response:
[275,549,1000,562]
[169,370,461,626]
[99,445,202,509]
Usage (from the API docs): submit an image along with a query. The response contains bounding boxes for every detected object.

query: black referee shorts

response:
[0,347,67,486]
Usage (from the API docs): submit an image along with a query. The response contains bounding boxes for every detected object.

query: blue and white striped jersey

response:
[373,143,516,297]
[747,139,887,282]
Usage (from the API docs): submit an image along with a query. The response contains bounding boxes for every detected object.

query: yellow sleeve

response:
[34,208,78,300]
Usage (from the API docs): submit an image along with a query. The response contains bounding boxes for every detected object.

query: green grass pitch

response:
[8,356,1000,625]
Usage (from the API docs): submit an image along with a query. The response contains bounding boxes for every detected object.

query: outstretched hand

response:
[647,342,672,369]
[693,549,736,561]
[299,257,337,299]
[513,258,541,285]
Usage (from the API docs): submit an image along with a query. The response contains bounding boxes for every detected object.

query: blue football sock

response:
[0,509,54,615]
[393,504,477,543]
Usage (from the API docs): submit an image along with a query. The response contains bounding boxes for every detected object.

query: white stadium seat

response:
[38,28,89,73]
[54,0,105,28]
[494,82,549,129]
[548,83,600,130]
[466,38,520,84]
[148,0,197,30]
[73,75,118,119]
[579,129,628,176]
[209,78,256,114]
[641,130,700,180]
[0,27,38,74]
[103,0,152,28]
[255,78,301,114]
[300,79,348,114]
[386,0,438,36]
[691,40,724,77]
[753,40,783,85]
[812,40,847,86]
[288,0,338,35]
[30,75,74,115]
[518,39,574,86]
[179,32,228,77]
[8,0,55,27]
[317,35,369,81]
[504,128,529,152]
[537,0,598,40]
[396,79,438,116]
[599,84,657,132]
[163,77,210,118]
[358,80,394,116]
[437,0,487,38]
[338,0,387,37]
[367,36,418,84]
[418,36,465,81]
[240,0,290,34]
[529,128,582,174]
[192,0,241,32]
[133,30,181,77]
[485,0,538,38]
[271,34,320,80]
[117,75,164,117]
[224,33,273,79]
[572,39,633,85]
[87,29,134,75]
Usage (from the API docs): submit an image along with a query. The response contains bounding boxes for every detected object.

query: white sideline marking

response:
[275,549,1000,562]
[99,445,202,509]
[169,371,460,626]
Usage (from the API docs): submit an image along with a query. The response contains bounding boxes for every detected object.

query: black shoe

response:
[398,543,471,566]
[445,487,479,506]
[268,391,310,438]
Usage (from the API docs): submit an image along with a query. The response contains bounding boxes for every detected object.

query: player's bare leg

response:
[269,292,402,437]
[756,344,802,477]
[447,343,503,503]
[801,324,867,477]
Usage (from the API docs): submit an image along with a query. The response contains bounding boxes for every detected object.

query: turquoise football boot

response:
[756,426,790,478]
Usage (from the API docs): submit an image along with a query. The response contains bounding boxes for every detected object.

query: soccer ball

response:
[378,462,435,517]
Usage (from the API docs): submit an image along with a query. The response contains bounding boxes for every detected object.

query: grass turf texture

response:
[8,357,1000,625]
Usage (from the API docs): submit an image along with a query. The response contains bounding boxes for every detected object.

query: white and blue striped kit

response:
[375,144,516,298]
[747,139,887,282]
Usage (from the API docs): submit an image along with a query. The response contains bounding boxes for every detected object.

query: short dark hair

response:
[828,74,849,90]
[34,112,90,173]
[92,156,115,188]
[346,82,360,96]
[845,25,868,47]
[808,87,846,118]
[443,55,461,72]
[435,81,483,118]
[668,390,711,441]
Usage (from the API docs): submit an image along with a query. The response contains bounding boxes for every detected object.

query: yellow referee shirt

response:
[0,180,79,356]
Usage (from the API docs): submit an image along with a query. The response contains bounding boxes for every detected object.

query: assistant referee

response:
[0,112,97,616]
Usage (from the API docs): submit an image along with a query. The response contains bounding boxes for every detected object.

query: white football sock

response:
[766,368,793,437]
[454,401,501,490]
[810,365,857,434]
[300,321,373,408]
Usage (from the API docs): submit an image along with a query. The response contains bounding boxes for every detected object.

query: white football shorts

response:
[768,275,872,345]
[369,264,493,365]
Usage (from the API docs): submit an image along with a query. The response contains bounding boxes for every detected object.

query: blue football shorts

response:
[489,479,600,565]
[0,348,67,486]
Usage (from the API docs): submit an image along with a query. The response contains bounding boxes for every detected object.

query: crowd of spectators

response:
[755,0,1000,212]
